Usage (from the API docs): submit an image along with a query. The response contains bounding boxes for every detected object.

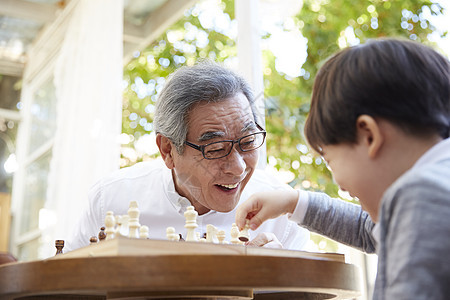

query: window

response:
[11,70,56,261]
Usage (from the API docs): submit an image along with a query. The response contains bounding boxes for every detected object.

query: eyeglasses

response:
[184,124,267,160]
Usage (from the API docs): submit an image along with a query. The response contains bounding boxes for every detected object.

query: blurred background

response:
[0,0,448,298]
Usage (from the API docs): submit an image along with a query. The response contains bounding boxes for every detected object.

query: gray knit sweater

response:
[300,141,450,299]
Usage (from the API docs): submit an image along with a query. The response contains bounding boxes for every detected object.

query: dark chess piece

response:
[238,220,250,242]
[98,226,106,241]
[55,240,64,255]
[90,236,98,244]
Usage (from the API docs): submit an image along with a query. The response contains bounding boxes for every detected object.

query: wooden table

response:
[0,238,361,299]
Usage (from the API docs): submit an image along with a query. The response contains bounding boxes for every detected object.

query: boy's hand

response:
[235,190,299,231]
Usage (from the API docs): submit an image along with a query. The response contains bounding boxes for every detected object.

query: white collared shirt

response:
[66,159,309,251]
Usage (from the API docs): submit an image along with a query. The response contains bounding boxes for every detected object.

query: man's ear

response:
[156,133,175,169]
[356,115,384,159]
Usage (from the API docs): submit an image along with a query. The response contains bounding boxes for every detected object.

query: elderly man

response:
[66,62,309,251]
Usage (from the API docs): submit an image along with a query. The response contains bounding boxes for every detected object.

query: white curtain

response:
[45,0,123,249]
[235,0,266,169]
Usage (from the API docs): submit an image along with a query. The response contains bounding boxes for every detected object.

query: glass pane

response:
[17,237,42,262]
[124,0,166,26]
[0,16,43,64]
[28,77,57,155]
[19,150,52,235]
[0,75,21,111]
[0,121,18,194]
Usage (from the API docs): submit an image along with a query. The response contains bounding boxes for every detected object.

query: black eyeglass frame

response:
[184,123,266,160]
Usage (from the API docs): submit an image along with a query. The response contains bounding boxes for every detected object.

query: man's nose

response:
[221,146,246,175]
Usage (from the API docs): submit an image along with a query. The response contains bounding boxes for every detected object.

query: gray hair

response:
[154,62,257,154]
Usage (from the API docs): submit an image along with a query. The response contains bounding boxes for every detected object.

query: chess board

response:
[50,236,345,262]
[7,201,360,300]
[1,236,361,300]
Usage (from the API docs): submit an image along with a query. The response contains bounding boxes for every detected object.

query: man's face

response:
[171,93,260,215]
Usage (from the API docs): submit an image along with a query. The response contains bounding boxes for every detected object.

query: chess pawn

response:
[128,201,140,238]
[89,236,98,245]
[184,206,198,242]
[98,226,106,242]
[166,227,178,241]
[238,219,250,242]
[105,211,116,240]
[115,215,123,237]
[230,223,240,244]
[217,230,227,244]
[139,225,149,239]
[55,240,64,255]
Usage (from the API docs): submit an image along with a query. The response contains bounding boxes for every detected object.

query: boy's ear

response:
[156,133,175,169]
[356,115,384,159]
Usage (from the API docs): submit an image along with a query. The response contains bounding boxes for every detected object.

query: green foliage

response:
[122,0,444,171]
[121,0,445,250]
[263,0,443,199]
[122,0,444,186]
[121,0,236,166]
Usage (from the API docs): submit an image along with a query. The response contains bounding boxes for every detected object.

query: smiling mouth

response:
[215,182,239,191]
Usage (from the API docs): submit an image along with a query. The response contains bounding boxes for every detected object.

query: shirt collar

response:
[374,138,450,246]
[412,137,450,170]
[373,138,450,247]
[165,168,218,216]
[166,169,191,213]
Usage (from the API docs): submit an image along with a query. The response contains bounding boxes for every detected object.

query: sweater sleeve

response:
[298,191,377,253]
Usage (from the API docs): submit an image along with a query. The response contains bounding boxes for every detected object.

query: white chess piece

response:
[104,211,116,240]
[115,215,123,237]
[128,201,140,238]
[120,214,129,236]
[166,227,178,241]
[217,230,227,244]
[230,223,240,244]
[139,225,149,239]
[206,224,218,243]
[184,206,198,242]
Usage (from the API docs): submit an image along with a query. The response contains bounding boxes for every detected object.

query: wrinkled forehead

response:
[186,94,257,140]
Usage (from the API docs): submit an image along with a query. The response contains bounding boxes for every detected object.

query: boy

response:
[235,38,450,299]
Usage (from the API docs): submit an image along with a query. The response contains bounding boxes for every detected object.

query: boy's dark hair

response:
[304,38,450,154]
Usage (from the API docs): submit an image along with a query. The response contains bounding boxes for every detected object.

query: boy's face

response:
[321,143,382,221]
[319,115,444,223]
